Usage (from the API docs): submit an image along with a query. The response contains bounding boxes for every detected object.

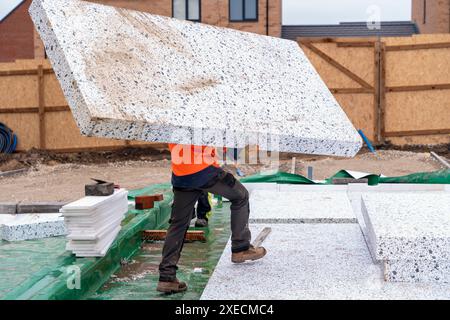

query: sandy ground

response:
[0,149,445,203]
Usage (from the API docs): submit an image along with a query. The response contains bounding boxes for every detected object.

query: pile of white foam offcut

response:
[60,189,128,257]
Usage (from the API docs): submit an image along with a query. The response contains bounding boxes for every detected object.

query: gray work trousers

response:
[159,169,251,281]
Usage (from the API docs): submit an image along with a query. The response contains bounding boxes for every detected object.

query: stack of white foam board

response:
[60,189,128,257]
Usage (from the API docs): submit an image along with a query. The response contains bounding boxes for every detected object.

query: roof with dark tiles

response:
[282,21,419,41]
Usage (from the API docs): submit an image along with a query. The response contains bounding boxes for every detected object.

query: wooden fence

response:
[0,59,161,152]
[298,34,450,145]
[0,34,449,152]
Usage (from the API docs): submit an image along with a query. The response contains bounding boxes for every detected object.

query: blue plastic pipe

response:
[0,122,18,154]
[358,129,376,154]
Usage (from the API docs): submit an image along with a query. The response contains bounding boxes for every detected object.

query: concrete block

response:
[201,224,450,300]
[249,190,356,223]
[362,192,450,261]
[17,202,67,214]
[0,203,17,214]
[30,0,362,156]
[1,214,67,241]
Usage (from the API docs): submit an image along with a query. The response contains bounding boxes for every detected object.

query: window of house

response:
[173,0,201,22]
[230,0,258,22]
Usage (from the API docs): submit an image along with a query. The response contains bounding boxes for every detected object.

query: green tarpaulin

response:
[379,169,450,184]
[240,171,317,184]
[240,169,450,185]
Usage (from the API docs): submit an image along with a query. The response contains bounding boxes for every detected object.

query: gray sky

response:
[0,0,25,21]
[283,0,412,25]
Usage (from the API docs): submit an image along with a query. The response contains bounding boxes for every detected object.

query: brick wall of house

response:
[0,0,282,62]
[89,0,282,37]
[0,0,35,62]
[200,0,281,37]
[412,0,450,33]
[87,0,172,16]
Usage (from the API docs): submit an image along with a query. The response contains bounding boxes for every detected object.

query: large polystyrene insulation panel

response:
[29,0,362,156]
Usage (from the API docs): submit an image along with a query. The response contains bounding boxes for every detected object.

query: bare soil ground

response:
[0,146,448,203]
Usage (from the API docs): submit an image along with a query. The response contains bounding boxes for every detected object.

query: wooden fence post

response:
[379,41,387,143]
[374,38,387,144]
[374,39,381,143]
[37,64,46,149]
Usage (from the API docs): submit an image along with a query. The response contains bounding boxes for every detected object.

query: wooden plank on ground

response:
[142,230,206,242]
[430,152,450,169]
[48,144,168,153]
[252,227,272,248]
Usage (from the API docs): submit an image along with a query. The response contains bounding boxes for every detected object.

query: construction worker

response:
[194,148,241,228]
[193,191,212,227]
[157,144,267,294]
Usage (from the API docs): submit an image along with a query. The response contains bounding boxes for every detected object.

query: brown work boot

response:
[231,245,267,263]
[156,278,187,294]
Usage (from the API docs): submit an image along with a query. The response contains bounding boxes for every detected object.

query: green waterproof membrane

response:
[241,169,450,185]
[2,183,173,300]
[90,203,232,300]
[0,237,66,298]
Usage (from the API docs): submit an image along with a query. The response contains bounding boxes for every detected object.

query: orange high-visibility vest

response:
[169,144,220,176]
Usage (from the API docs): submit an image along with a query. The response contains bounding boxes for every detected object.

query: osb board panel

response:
[43,74,66,106]
[335,94,376,141]
[385,91,450,132]
[44,112,125,150]
[0,76,38,109]
[388,135,450,146]
[301,46,360,89]
[302,43,375,88]
[386,49,450,87]
[0,59,52,109]
[0,113,40,150]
